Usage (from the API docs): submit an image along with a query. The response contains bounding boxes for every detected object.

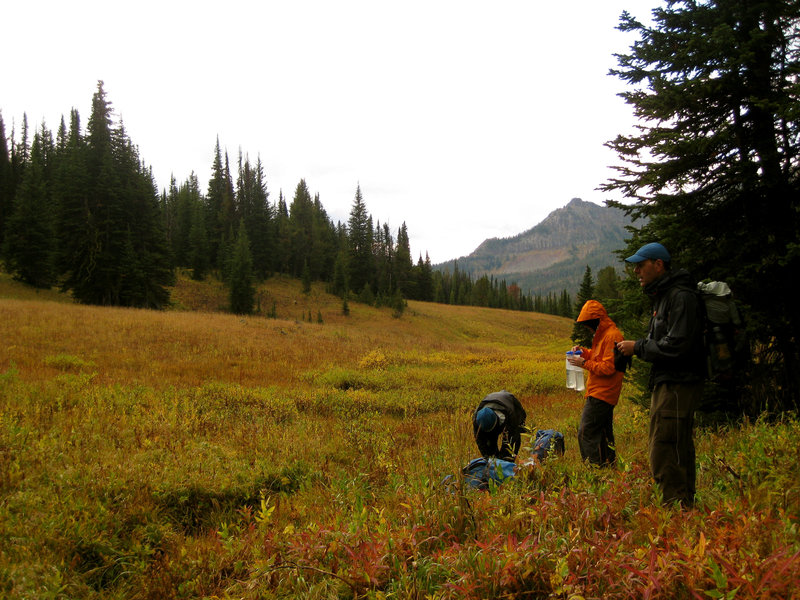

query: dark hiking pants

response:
[649,381,702,507]
[578,396,616,467]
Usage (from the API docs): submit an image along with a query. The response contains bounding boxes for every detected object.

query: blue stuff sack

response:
[462,456,517,490]
[529,429,565,463]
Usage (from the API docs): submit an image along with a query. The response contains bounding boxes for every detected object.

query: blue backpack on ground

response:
[461,457,517,490]
[529,429,565,463]
[443,429,566,492]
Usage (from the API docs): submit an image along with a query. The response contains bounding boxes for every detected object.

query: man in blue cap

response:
[472,390,527,461]
[616,242,705,508]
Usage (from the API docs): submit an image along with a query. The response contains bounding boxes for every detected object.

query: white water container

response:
[565,350,585,391]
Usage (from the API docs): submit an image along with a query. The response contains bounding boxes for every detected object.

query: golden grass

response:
[1,272,571,391]
[4,273,796,598]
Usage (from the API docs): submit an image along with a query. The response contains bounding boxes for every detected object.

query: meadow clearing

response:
[1,272,798,599]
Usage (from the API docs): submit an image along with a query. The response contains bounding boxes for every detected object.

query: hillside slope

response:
[436,198,632,295]
[1,271,572,388]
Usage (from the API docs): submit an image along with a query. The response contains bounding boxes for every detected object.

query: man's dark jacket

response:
[473,390,527,460]
[634,268,706,388]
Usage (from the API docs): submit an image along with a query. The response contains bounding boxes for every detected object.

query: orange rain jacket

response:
[574,300,624,405]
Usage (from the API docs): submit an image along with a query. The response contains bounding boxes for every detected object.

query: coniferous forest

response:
[0,81,569,316]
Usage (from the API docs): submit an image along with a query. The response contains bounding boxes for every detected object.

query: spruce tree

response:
[56,109,90,286]
[604,1,800,410]
[571,266,594,347]
[310,192,337,281]
[2,127,57,287]
[288,179,314,278]
[229,221,255,314]
[0,114,14,248]
[188,202,210,280]
[347,185,374,295]
[374,221,393,296]
[594,266,621,302]
[415,253,434,301]
[205,139,236,269]
[60,83,121,304]
[59,81,173,308]
[330,249,349,298]
[273,191,291,274]
[114,127,174,308]
[239,156,273,279]
[394,222,414,299]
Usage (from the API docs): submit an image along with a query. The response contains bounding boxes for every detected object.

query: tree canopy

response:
[1,81,550,316]
[604,0,800,412]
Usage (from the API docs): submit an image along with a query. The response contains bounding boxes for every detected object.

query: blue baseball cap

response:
[474,406,498,431]
[625,242,671,263]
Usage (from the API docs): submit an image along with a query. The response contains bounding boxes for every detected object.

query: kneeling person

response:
[473,390,527,462]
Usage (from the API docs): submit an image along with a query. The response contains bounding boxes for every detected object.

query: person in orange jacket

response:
[568,300,625,467]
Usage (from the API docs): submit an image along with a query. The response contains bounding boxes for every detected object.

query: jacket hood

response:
[577,300,612,328]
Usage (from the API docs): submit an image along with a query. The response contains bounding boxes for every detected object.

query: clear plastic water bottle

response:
[566,351,576,389]
[565,350,585,391]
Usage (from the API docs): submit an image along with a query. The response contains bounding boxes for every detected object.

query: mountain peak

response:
[436,198,631,295]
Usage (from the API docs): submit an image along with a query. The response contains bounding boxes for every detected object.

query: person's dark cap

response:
[474,406,499,431]
[625,242,671,263]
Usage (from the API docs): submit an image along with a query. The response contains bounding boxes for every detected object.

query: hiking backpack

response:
[697,281,748,382]
[460,457,517,490]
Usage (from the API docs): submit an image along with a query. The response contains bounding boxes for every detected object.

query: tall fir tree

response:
[2,126,57,287]
[288,179,314,277]
[594,266,621,302]
[414,253,434,301]
[238,155,273,279]
[347,184,374,295]
[394,222,414,299]
[309,192,337,281]
[188,201,210,280]
[0,113,14,249]
[205,138,236,269]
[229,221,255,314]
[273,191,291,274]
[59,81,173,307]
[604,0,800,411]
[56,109,89,284]
[571,266,595,347]
[374,221,394,296]
[114,126,174,308]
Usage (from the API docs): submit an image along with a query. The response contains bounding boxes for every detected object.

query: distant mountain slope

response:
[436,198,632,296]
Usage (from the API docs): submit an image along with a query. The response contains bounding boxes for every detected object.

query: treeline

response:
[0,83,173,308]
[0,82,568,315]
[427,262,573,315]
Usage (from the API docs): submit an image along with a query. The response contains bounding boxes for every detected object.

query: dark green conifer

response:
[188,202,210,280]
[347,185,374,295]
[2,127,57,287]
[59,82,173,307]
[0,113,12,248]
[571,266,594,347]
[229,221,255,314]
[604,1,800,410]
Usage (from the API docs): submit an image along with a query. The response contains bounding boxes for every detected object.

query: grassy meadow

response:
[1,272,798,599]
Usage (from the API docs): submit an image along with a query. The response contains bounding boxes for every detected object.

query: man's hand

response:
[616,340,636,357]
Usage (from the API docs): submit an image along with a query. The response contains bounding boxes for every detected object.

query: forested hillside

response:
[436,197,632,296]
[0,82,562,316]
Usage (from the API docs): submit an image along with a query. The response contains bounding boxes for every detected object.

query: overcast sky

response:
[4,0,658,263]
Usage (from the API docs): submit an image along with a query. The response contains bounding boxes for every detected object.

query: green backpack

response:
[697,281,748,382]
